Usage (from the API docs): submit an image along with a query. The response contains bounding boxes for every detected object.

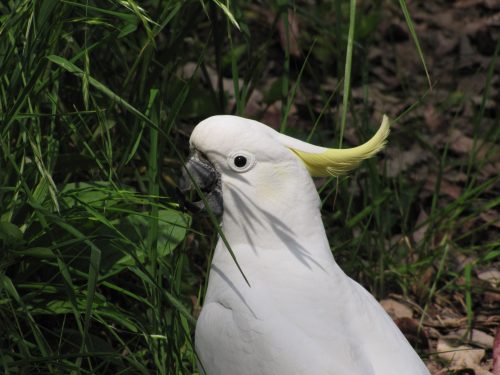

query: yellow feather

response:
[289,115,390,177]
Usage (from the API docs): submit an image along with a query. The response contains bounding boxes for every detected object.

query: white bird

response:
[180,115,429,375]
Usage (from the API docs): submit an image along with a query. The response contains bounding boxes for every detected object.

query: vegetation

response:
[0,0,497,373]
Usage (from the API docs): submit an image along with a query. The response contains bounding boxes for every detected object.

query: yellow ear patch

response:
[289,115,390,177]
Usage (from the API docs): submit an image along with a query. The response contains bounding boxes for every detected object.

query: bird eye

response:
[234,155,247,168]
[228,151,255,173]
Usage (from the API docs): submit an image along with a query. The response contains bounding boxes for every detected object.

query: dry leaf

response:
[483,291,500,306]
[477,269,500,285]
[455,0,500,9]
[449,129,500,162]
[479,211,500,229]
[464,12,500,34]
[385,144,430,177]
[493,328,500,375]
[413,209,429,245]
[277,11,300,58]
[426,361,443,375]
[244,89,264,117]
[190,295,202,319]
[437,338,485,369]
[436,33,459,57]
[260,101,298,130]
[424,174,462,199]
[424,105,444,131]
[411,266,435,301]
[395,317,429,350]
[446,329,496,349]
[380,298,414,320]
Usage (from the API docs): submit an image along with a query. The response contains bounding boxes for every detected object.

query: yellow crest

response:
[278,116,390,177]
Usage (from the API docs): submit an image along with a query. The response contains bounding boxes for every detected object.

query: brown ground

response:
[237,1,500,373]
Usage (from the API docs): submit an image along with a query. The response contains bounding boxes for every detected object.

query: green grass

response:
[1,0,498,373]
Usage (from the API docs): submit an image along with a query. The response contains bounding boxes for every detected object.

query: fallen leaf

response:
[190,295,201,319]
[380,298,414,319]
[426,361,443,375]
[385,144,430,177]
[477,269,500,285]
[180,62,243,105]
[455,0,500,9]
[493,328,500,375]
[277,11,300,58]
[479,211,500,229]
[445,329,495,349]
[481,162,500,180]
[435,33,459,57]
[260,101,298,130]
[477,367,496,375]
[449,129,500,162]
[483,291,500,307]
[395,317,429,350]
[424,174,462,199]
[459,35,477,71]
[464,13,500,34]
[371,66,401,88]
[426,316,468,329]
[424,105,444,131]
[244,89,264,117]
[413,209,429,245]
[458,73,487,95]
[437,338,485,369]
[413,266,435,300]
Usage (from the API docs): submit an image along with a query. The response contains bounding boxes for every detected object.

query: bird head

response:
[178,115,390,218]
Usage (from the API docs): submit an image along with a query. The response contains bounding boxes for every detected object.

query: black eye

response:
[227,151,255,172]
[234,155,247,168]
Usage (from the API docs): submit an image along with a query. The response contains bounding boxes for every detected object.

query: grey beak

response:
[178,152,223,217]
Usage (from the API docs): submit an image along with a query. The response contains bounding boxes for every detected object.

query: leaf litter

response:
[179,1,499,373]
[328,1,498,372]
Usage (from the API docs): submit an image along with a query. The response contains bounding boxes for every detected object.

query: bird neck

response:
[220,177,334,265]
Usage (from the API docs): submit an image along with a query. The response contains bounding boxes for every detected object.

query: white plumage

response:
[182,115,429,375]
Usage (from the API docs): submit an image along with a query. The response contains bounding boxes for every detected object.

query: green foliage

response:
[0,0,203,372]
[0,0,498,373]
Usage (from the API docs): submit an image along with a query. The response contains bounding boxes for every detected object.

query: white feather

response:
[190,115,429,375]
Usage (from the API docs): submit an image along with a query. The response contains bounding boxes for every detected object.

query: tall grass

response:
[0,1,203,373]
[1,0,498,373]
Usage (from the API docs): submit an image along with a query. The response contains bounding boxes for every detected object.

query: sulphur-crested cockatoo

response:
[180,115,429,375]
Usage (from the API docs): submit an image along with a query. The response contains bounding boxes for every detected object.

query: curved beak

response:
[178,151,223,217]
